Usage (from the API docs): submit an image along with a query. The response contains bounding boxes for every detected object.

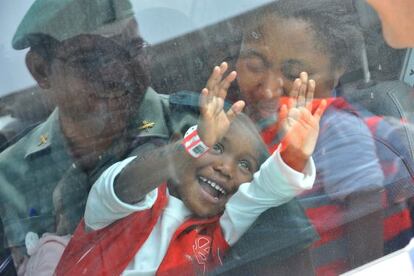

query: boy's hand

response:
[279,72,327,172]
[198,62,245,147]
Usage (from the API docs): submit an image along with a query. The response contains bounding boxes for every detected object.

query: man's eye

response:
[212,143,224,154]
[69,52,100,65]
[238,160,252,172]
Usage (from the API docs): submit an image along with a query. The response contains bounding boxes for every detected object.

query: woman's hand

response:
[279,72,327,172]
[198,62,245,147]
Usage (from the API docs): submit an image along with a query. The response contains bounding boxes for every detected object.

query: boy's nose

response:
[214,158,234,180]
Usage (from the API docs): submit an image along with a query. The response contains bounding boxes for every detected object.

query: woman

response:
[222,0,411,274]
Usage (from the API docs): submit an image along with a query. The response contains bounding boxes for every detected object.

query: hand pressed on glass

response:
[278,72,327,172]
[198,62,245,148]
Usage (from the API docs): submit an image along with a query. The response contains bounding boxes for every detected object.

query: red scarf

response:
[55,185,229,275]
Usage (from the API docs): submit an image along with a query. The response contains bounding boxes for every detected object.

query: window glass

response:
[0,1,413,275]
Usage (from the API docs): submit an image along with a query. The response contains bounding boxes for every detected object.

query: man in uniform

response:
[0,0,197,271]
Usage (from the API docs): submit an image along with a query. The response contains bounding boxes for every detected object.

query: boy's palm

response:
[279,72,326,158]
[198,63,245,147]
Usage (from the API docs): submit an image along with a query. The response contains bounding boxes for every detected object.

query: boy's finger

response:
[206,66,221,92]
[226,100,245,122]
[300,71,308,82]
[199,88,209,114]
[288,78,301,109]
[219,71,237,98]
[297,72,308,107]
[278,104,289,124]
[305,79,316,110]
[214,62,229,96]
[313,99,327,122]
[290,78,301,97]
[212,62,228,89]
[297,83,306,107]
[219,62,229,74]
[210,62,228,91]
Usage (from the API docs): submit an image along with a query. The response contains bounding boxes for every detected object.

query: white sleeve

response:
[220,147,315,245]
[84,156,158,231]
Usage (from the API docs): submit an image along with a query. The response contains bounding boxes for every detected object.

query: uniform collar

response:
[132,87,170,139]
[24,108,68,159]
[24,87,170,160]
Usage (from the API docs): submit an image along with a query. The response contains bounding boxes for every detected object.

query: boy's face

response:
[172,122,262,218]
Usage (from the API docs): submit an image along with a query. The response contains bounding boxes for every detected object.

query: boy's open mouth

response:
[198,176,227,199]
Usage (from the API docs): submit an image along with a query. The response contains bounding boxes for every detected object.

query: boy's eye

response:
[212,143,224,154]
[238,160,252,172]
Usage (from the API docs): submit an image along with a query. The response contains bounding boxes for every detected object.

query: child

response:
[55,62,324,275]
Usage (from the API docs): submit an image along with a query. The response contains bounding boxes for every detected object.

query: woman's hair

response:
[243,0,364,73]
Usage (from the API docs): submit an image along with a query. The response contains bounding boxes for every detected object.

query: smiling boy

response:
[55,63,324,275]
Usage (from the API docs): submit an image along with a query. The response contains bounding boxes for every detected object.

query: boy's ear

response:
[25,50,52,89]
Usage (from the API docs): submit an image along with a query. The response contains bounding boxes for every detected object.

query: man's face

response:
[172,122,262,218]
[367,0,414,48]
[235,17,336,122]
[44,20,148,137]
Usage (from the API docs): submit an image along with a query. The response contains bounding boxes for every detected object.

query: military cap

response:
[12,0,134,50]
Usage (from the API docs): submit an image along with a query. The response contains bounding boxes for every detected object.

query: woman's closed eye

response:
[245,57,267,73]
[239,49,268,74]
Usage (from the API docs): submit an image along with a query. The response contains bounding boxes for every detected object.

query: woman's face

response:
[236,16,340,122]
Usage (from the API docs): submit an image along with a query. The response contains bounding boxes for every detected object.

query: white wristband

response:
[182,125,210,158]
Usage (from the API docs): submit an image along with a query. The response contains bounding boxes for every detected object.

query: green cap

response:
[12,0,135,50]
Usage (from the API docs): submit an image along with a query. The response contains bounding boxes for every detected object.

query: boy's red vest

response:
[55,185,229,275]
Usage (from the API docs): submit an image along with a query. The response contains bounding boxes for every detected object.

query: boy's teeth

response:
[199,176,226,196]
